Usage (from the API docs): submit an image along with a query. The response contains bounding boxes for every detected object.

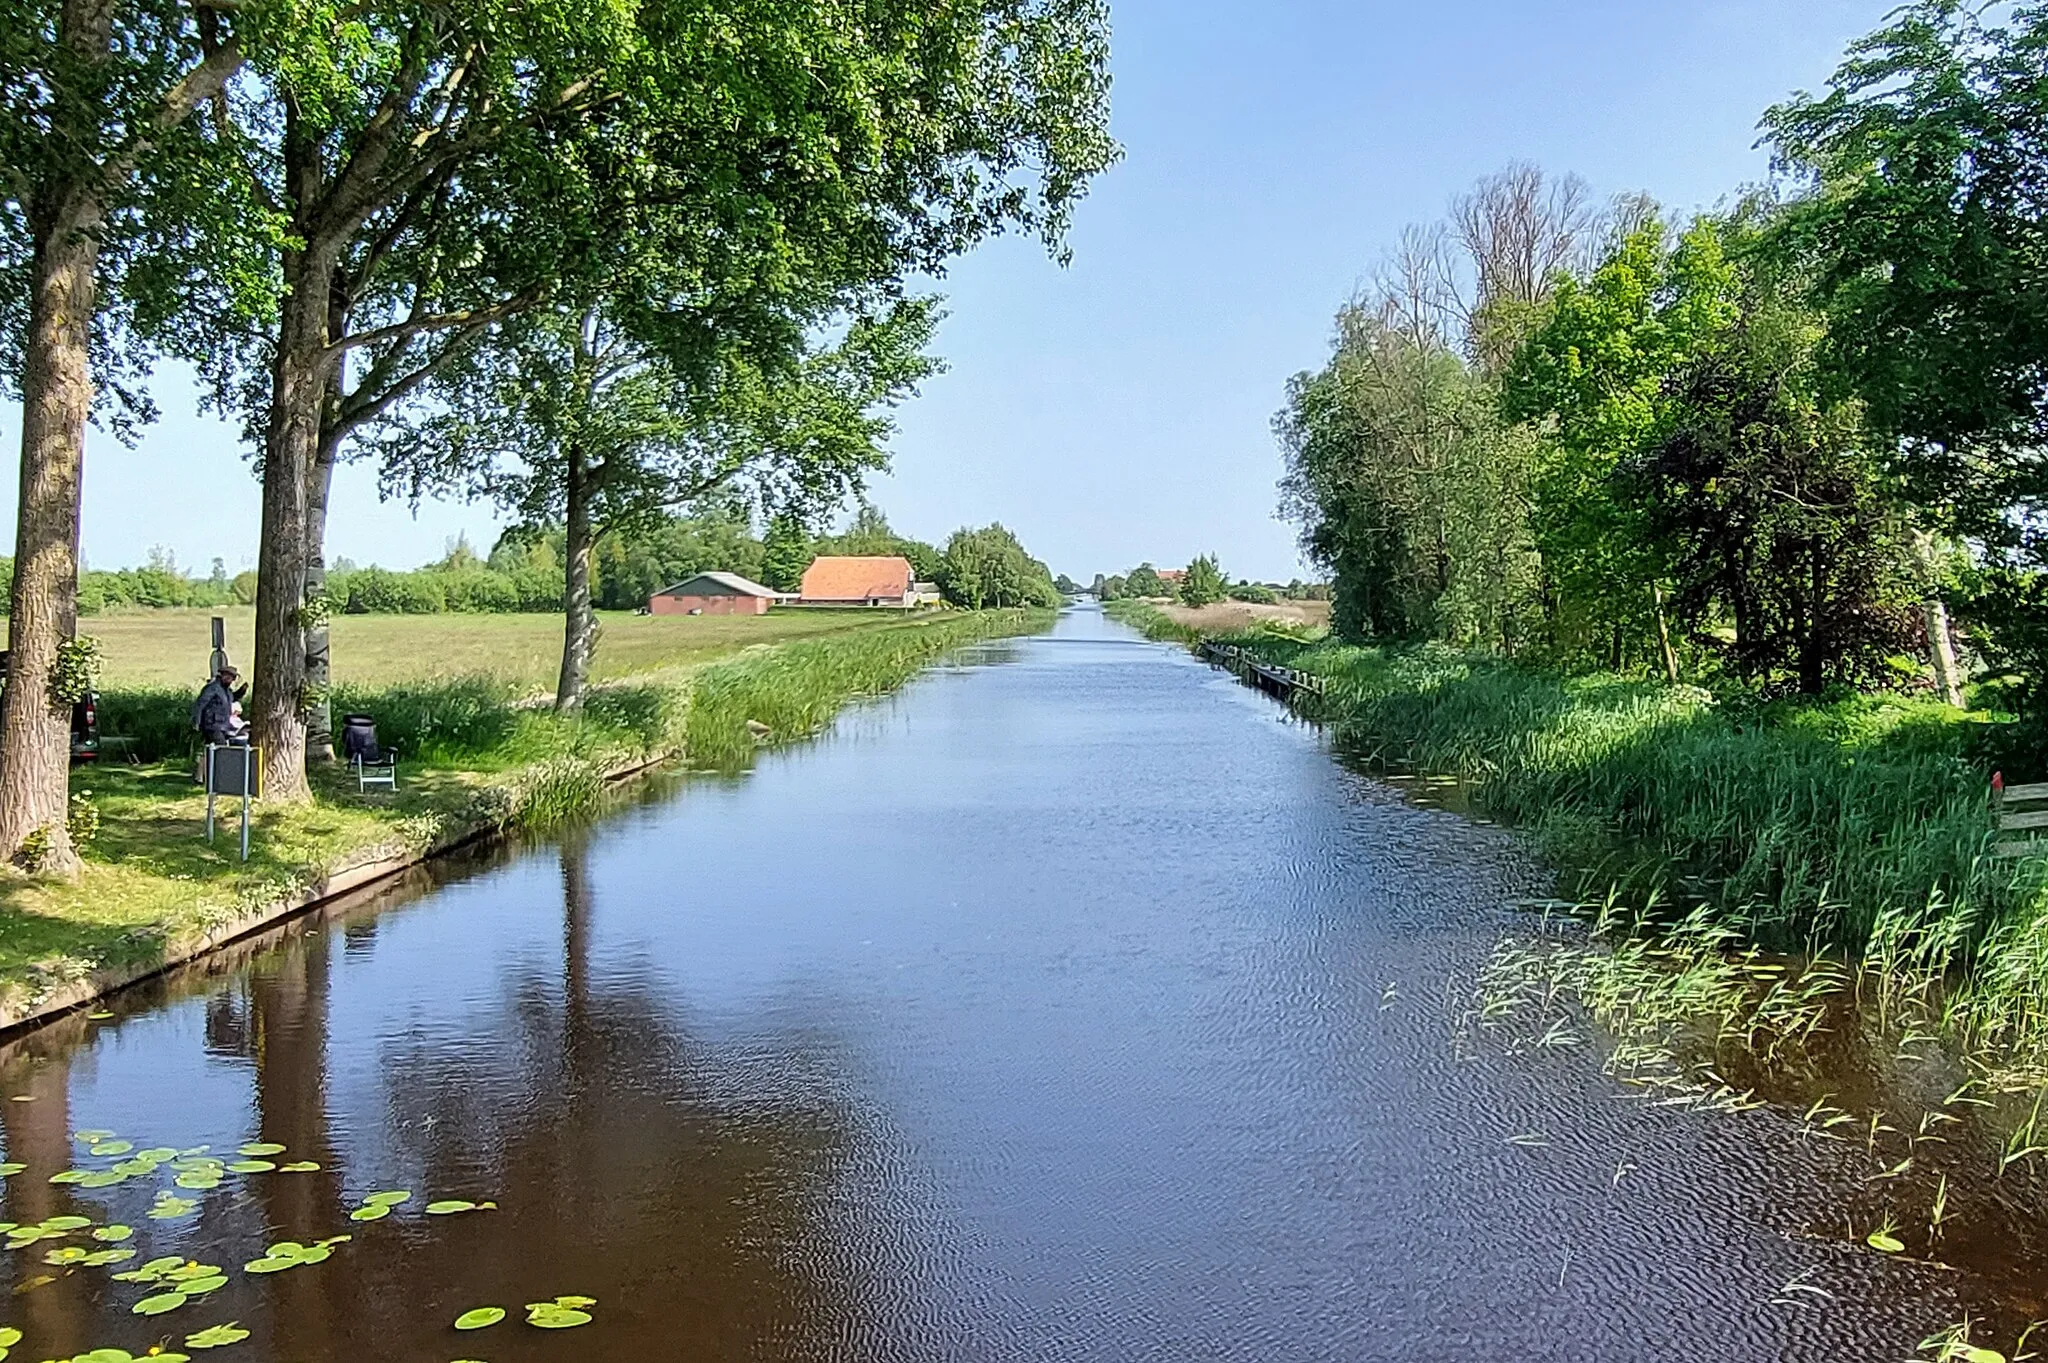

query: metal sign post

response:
[204,744,259,861]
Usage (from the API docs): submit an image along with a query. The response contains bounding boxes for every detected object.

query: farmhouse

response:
[647,572,787,616]
[799,556,916,607]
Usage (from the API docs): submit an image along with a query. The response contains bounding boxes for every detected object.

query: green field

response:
[79,607,919,690]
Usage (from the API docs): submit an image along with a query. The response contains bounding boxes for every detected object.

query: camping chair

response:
[341,714,398,793]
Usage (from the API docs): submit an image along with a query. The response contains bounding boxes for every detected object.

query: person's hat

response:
[217,664,239,679]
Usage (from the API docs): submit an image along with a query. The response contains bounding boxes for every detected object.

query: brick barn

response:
[647,572,787,616]
[798,556,916,606]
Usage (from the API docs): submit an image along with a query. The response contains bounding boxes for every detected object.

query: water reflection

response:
[0,606,2011,1361]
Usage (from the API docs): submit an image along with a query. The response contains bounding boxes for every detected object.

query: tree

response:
[0,1,254,867]
[938,525,1060,609]
[1645,297,1921,693]
[1765,0,2048,702]
[386,299,938,709]
[206,0,1118,799]
[1179,555,1225,607]
[1054,573,1080,596]
[1502,218,1737,672]
[1122,563,1167,599]
[813,502,943,581]
[759,514,814,596]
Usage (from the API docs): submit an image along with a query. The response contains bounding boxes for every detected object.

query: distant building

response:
[799,556,915,606]
[1157,568,1186,585]
[910,581,943,606]
[648,572,788,616]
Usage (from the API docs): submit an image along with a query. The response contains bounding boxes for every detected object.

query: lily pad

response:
[237,1142,287,1157]
[92,1225,134,1243]
[278,1161,321,1173]
[173,1172,220,1191]
[225,1160,276,1175]
[453,1306,506,1330]
[48,1169,91,1184]
[81,1248,137,1267]
[1866,1231,1905,1254]
[184,1322,250,1349]
[77,1170,129,1189]
[0,1328,18,1346]
[0,1163,25,1176]
[525,1302,592,1329]
[44,1246,89,1265]
[42,1217,89,1232]
[133,1291,189,1315]
[363,1190,411,1207]
[346,1204,389,1222]
[180,1274,229,1295]
[425,1200,479,1215]
[87,1140,133,1157]
[552,1295,597,1308]
[147,1195,198,1221]
[74,1130,114,1142]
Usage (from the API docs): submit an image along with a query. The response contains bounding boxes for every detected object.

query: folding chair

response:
[340,714,398,792]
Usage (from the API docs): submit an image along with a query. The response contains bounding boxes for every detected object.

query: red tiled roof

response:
[799,556,913,602]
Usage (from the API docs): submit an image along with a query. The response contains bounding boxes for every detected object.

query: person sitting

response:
[192,665,247,745]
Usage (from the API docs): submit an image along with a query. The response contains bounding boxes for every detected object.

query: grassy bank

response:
[1120,594,2048,1071]
[0,608,1048,1019]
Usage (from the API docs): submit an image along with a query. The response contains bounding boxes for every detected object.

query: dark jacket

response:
[193,679,234,739]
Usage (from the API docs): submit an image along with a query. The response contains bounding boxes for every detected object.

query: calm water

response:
[0,606,1998,1360]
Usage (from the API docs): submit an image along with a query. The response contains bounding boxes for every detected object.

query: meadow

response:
[84,606,915,690]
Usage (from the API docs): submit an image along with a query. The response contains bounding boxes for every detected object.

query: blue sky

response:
[0,0,1896,583]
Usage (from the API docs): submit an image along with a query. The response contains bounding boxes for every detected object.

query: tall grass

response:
[686,609,1050,770]
[1218,636,2048,1069]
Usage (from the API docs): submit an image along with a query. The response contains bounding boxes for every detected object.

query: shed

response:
[648,572,787,616]
[798,556,915,606]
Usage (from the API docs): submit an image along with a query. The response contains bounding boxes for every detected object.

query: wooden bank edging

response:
[0,747,680,1039]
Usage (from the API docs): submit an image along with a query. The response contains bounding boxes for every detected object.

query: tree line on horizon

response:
[1279,2,2048,725]
[0,0,1117,871]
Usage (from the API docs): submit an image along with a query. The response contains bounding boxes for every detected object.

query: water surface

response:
[0,605,1994,1360]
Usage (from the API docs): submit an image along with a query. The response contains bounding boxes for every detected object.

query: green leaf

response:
[1866,1231,1905,1253]
[133,1291,189,1315]
[363,1190,411,1207]
[525,1303,593,1329]
[454,1307,506,1330]
[93,1225,135,1242]
[236,1142,286,1157]
[226,1160,276,1174]
[184,1322,251,1349]
[0,1328,19,1347]
[48,1169,91,1184]
[0,1162,26,1175]
[278,1161,321,1173]
[81,1248,137,1266]
[41,1217,89,1231]
[88,1140,133,1156]
[347,1204,389,1222]
[424,1200,478,1215]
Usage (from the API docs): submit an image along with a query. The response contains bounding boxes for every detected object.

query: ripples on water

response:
[0,607,1999,1360]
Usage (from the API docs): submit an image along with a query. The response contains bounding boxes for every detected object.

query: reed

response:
[1219,637,2048,1073]
[685,608,1050,770]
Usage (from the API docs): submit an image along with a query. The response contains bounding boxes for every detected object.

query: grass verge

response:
[0,608,1049,1020]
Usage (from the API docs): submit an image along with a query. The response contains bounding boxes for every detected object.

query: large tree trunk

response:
[0,204,100,872]
[252,252,336,804]
[556,439,594,713]
[303,315,347,763]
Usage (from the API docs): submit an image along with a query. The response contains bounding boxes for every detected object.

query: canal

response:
[0,605,1990,1360]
